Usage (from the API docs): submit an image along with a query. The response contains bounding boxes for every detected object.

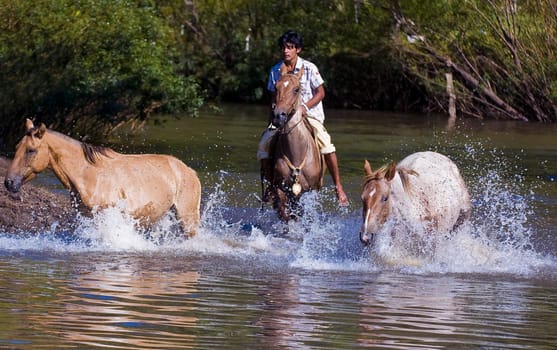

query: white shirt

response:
[267,57,326,123]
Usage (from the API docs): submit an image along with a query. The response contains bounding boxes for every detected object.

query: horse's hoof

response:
[360,232,373,245]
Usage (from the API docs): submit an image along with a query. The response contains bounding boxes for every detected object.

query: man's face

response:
[281,43,301,62]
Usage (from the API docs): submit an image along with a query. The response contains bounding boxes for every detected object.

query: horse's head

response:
[272,65,304,128]
[360,160,396,246]
[4,119,49,194]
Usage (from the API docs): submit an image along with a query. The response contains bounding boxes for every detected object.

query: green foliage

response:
[2,0,556,150]
[172,0,410,109]
[389,0,557,121]
[0,0,202,147]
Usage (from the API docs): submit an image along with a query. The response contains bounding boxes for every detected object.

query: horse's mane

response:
[363,164,419,193]
[363,164,391,184]
[81,143,112,164]
[46,129,112,164]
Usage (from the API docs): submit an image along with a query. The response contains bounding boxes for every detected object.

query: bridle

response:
[275,72,310,196]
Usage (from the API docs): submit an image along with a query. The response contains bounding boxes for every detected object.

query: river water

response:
[0,104,556,349]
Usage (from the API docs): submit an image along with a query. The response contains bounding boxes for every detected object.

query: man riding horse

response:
[257,30,349,207]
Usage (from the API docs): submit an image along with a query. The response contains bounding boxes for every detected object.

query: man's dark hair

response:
[278,30,303,49]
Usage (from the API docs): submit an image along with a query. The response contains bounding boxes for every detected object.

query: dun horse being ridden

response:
[4,119,201,236]
[267,66,324,221]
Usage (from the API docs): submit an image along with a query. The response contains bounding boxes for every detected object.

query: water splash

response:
[0,147,555,277]
[364,140,555,275]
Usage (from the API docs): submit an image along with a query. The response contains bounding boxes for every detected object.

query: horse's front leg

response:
[274,188,290,222]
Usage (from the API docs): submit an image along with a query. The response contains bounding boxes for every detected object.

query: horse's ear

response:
[296,65,304,80]
[279,63,288,76]
[364,160,373,177]
[385,162,397,181]
[25,118,34,131]
[36,123,47,139]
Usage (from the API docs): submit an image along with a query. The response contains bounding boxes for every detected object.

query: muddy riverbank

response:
[0,157,75,233]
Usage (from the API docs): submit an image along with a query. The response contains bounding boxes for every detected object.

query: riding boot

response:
[260,158,274,203]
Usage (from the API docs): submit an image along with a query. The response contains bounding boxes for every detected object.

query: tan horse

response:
[360,151,471,247]
[271,66,324,221]
[4,119,201,236]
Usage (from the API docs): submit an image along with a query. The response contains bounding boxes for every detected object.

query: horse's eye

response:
[294,87,300,94]
[382,195,389,202]
[26,148,36,156]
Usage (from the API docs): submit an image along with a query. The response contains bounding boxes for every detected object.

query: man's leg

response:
[306,118,349,206]
[324,152,349,206]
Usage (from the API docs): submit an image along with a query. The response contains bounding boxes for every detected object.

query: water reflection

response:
[357,273,557,349]
[1,248,556,348]
[232,271,367,350]
[252,274,304,348]
[358,273,461,348]
[31,258,200,348]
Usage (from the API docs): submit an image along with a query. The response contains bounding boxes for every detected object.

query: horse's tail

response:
[170,157,201,236]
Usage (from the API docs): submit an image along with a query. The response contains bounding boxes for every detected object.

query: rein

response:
[274,67,318,197]
[279,108,305,135]
[279,108,310,196]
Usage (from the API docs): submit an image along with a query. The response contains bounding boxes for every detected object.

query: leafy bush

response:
[0,0,202,148]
